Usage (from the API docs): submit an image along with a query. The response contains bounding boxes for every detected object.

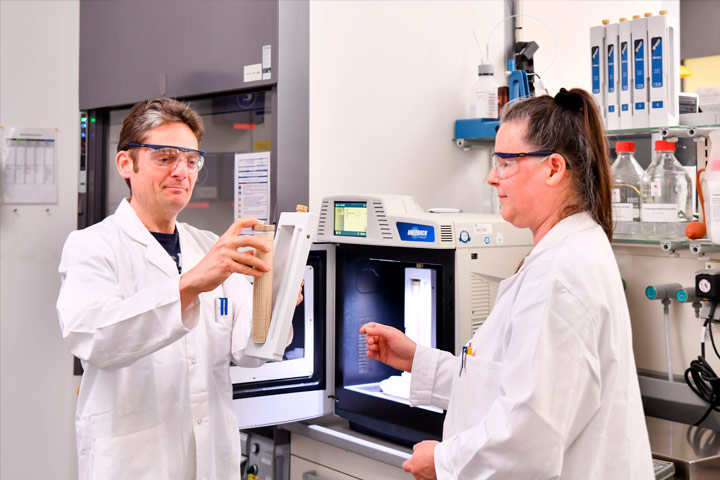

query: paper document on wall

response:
[1,126,58,204]
[234,151,270,230]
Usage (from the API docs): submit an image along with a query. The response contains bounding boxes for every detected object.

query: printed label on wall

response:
[244,63,262,83]
[262,45,272,80]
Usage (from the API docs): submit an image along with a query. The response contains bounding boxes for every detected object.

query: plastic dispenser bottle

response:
[611,141,644,237]
[641,140,692,239]
[469,64,499,119]
[704,130,720,244]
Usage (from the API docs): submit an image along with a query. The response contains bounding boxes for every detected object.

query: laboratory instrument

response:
[316,194,533,444]
[631,13,651,128]
[618,17,633,129]
[590,11,680,129]
[590,21,606,122]
[605,19,620,130]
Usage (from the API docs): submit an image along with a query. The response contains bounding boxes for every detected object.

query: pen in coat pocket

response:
[214,297,228,322]
[459,342,473,377]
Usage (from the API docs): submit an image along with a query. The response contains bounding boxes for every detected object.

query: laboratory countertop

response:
[281,415,412,468]
[284,415,720,478]
[647,416,720,480]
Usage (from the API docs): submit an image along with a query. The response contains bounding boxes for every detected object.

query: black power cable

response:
[684,302,720,426]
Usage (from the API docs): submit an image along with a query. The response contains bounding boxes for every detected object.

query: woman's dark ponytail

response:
[572,88,613,239]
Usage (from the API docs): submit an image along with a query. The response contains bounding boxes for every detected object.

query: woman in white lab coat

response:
[361,88,655,479]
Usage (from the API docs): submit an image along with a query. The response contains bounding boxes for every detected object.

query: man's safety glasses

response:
[491,150,569,180]
[127,143,206,173]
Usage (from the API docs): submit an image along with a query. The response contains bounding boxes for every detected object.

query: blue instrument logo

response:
[397,222,435,242]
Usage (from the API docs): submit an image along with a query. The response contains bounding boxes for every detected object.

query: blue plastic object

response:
[454,118,500,140]
[676,288,688,302]
[508,69,530,102]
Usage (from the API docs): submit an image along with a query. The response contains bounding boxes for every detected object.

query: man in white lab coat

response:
[57,98,280,479]
[362,89,655,479]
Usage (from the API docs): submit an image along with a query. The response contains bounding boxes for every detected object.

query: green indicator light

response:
[81,116,87,122]
[91,118,96,123]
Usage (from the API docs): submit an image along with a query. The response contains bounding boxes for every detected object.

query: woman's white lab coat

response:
[410,212,654,479]
[57,199,262,480]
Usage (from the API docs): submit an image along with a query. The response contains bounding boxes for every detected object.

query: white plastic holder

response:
[244,211,319,361]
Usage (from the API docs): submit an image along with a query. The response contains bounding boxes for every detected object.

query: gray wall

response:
[681,0,720,59]
[79,0,309,223]
[80,0,278,109]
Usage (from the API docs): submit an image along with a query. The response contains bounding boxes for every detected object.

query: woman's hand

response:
[359,322,416,372]
[402,440,438,480]
[296,280,304,306]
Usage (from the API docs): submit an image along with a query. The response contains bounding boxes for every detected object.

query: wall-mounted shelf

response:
[453,118,500,150]
[454,123,720,150]
[607,124,720,140]
[613,236,720,259]
[453,137,496,149]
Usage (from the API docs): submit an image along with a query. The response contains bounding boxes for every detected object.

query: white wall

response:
[0,2,79,479]
[307,0,681,210]
[309,0,507,214]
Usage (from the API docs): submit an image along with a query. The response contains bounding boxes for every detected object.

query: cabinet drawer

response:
[291,455,358,480]
[290,433,409,479]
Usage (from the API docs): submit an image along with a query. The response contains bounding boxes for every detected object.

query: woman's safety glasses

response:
[127,143,206,173]
[491,150,568,180]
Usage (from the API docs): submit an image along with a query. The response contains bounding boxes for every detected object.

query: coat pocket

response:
[444,355,505,439]
[91,424,169,480]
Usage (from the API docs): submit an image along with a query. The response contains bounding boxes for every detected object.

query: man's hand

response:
[180,217,271,310]
[359,322,417,373]
[402,440,438,480]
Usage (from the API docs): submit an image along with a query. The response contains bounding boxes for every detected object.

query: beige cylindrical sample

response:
[252,224,275,343]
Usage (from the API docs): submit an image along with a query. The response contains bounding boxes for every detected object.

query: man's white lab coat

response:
[57,199,262,480]
[410,212,654,479]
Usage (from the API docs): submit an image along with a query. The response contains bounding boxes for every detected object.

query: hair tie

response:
[554,88,583,112]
